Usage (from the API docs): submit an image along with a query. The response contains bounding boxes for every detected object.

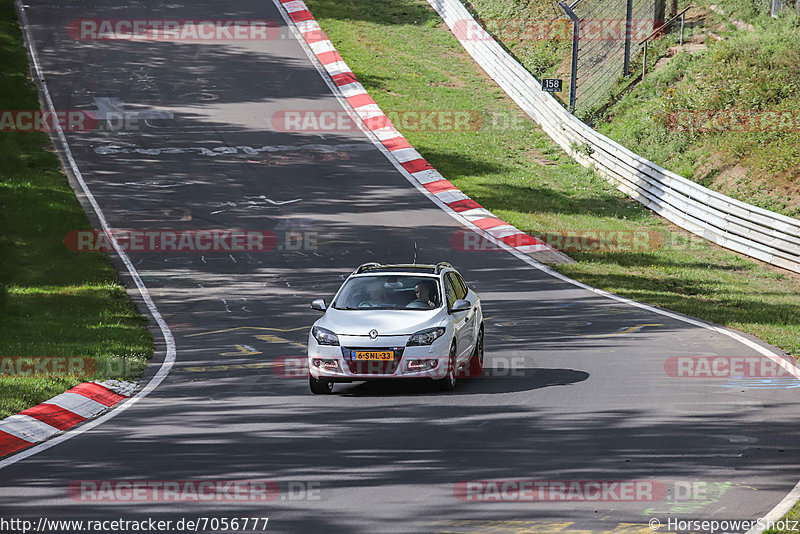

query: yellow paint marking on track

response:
[220,345,262,356]
[186,325,308,337]
[578,324,663,339]
[254,334,307,349]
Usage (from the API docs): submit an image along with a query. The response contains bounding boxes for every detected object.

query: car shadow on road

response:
[334,368,589,396]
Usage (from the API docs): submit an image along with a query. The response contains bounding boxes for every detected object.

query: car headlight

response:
[312,326,340,346]
[406,327,446,346]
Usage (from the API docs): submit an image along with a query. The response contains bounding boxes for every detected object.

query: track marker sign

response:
[541,79,563,92]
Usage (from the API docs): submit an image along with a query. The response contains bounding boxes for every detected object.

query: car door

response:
[452,271,478,352]
[445,272,472,360]
[443,275,467,359]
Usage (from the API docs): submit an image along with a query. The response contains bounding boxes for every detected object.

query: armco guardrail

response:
[427,0,800,274]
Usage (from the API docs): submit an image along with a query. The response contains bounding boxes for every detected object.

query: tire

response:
[465,325,484,378]
[309,375,334,394]
[438,343,457,391]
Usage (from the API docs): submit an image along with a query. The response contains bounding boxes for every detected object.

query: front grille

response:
[341,347,405,375]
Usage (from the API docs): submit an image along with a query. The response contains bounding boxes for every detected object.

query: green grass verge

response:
[301,0,800,361]
[765,499,800,534]
[0,0,153,418]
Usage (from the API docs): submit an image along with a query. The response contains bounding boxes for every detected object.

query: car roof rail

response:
[354,262,382,274]
[435,262,453,274]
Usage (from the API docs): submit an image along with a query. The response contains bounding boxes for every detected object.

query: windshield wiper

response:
[336,306,403,310]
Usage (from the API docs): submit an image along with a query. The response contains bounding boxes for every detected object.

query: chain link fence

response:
[570,0,659,116]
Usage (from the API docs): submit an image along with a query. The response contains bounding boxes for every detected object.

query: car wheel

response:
[465,325,484,378]
[438,342,457,391]
[309,375,334,394]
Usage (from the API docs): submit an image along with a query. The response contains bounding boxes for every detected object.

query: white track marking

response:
[1,1,177,470]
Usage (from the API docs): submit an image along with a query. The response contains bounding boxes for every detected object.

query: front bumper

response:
[308,333,450,380]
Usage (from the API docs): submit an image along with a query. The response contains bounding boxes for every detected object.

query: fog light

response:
[313,359,339,371]
[407,359,438,371]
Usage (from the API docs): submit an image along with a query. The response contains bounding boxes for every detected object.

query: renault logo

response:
[369,329,378,340]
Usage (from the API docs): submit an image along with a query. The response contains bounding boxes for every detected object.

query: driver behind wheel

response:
[410,280,438,309]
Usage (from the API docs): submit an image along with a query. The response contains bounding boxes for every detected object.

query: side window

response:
[446,273,467,300]
[443,276,458,309]
[454,272,469,298]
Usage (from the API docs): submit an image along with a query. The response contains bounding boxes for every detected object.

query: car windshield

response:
[333,275,442,310]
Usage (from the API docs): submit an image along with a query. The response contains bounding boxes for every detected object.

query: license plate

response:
[353,351,393,361]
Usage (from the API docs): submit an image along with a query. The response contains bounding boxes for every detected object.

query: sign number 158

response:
[541,79,563,92]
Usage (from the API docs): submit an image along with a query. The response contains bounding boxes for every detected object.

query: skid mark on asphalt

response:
[210,196,302,215]
[180,362,275,373]
[92,142,374,157]
[579,324,663,339]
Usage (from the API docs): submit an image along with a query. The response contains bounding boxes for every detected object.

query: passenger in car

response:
[361,281,391,308]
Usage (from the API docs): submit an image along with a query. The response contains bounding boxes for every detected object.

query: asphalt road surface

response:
[2,1,799,533]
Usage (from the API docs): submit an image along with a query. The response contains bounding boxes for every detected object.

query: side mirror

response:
[311,299,327,312]
[450,299,471,313]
